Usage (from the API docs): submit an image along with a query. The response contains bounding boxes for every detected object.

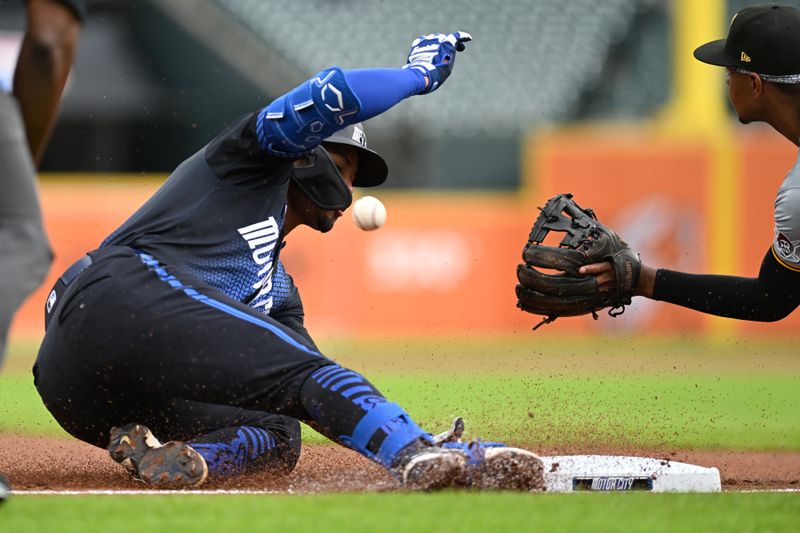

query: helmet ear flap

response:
[289,146,352,210]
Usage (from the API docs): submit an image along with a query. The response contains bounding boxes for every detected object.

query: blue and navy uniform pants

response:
[34,246,428,477]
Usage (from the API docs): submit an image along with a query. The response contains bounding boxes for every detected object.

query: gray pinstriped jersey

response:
[773,148,800,270]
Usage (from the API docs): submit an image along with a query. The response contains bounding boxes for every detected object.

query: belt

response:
[44,254,93,329]
[60,254,93,286]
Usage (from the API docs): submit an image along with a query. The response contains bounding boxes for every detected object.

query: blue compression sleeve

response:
[258,66,426,156]
[345,68,426,122]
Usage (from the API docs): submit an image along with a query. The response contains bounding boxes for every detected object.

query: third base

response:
[540,455,721,492]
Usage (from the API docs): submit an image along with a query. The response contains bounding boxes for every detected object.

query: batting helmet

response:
[322,123,388,188]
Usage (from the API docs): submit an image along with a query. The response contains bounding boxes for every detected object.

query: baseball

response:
[352,195,386,231]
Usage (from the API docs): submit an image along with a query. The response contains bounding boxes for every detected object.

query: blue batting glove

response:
[402,31,472,94]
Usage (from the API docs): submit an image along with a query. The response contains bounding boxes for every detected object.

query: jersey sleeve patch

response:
[773,185,800,271]
[773,236,800,272]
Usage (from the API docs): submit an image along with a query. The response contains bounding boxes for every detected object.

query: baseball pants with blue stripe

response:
[34,246,427,477]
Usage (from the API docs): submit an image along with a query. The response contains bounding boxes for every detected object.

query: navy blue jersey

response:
[102,112,300,317]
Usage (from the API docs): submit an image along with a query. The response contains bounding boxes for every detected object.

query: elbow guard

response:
[256,67,362,157]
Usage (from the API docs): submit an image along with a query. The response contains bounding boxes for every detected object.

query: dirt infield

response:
[1,434,797,492]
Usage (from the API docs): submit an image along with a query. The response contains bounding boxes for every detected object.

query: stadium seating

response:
[212,0,660,135]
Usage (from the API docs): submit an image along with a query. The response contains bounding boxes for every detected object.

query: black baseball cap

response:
[694,4,800,76]
[322,123,388,188]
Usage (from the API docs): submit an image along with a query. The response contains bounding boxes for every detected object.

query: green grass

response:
[0,376,68,437]
[2,336,798,531]
[377,374,800,450]
[2,493,798,532]
[3,366,798,450]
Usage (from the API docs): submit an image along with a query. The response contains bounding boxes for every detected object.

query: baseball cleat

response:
[108,423,162,475]
[107,423,208,489]
[402,447,467,491]
[136,441,208,488]
[478,447,545,491]
[401,418,545,491]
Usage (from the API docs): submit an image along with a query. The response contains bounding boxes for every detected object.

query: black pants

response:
[34,246,328,473]
[34,246,428,476]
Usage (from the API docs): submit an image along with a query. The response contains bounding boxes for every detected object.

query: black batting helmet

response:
[322,123,388,187]
[289,146,352,211]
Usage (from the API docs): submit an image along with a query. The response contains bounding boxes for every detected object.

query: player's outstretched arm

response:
[580,249,800,322]
[256,31,471,157]
[580,185,800,322]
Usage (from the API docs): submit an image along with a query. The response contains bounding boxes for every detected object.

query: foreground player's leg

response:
[105,362,544,490]
[187,417,300,477]
[107,403,301,485]
[39,250,540,490]
[299,363,457,489]
[298,364,545,490]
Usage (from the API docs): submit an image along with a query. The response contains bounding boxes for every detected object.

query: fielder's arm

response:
[582,184,800,322]
[581,249,800,322]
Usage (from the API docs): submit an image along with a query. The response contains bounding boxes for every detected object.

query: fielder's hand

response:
[579,261,657,299]
[403,31,472,94]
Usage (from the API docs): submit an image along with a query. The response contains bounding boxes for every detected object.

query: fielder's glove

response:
[403,31,472,94]
[515,193,641,330]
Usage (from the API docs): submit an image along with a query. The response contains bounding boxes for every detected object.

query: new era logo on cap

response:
[352,126,367,147]
[694,4,800,76]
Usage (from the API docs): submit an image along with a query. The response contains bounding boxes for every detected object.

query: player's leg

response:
[1,92,53,497]
[35,247,436,481]
[108,398,302,478]
[295,365,544,490]
[187,416,301,477]
[125,250,433,466]
[35,247,541,489]
[0,92,52,361]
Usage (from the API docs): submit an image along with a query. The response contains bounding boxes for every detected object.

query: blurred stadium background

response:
[1,0,799,341]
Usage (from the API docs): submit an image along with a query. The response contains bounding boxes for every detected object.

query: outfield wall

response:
[9,128,799,340]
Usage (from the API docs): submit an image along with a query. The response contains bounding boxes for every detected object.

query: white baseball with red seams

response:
[352,195,386,231]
